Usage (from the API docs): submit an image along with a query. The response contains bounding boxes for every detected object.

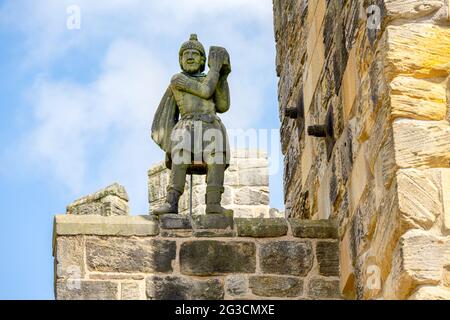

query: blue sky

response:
[0,0,282,299]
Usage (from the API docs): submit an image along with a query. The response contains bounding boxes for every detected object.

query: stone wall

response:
[274,0,450,299]
[148,149,279,218]
[53,214,340,300]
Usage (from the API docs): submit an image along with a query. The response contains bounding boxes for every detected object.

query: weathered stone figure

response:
[151,34,232,215]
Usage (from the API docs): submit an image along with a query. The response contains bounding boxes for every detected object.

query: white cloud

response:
[4,0,278,213]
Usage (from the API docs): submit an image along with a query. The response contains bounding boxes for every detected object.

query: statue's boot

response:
[205,187,233,215]
[153,190,181,215]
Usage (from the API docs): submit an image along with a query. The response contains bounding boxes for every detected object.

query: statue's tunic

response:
[151,73,230,169]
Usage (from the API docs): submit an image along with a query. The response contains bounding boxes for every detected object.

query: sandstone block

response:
[386,24,450,79]
[55,236,85,279]
[316,241,340,277]
[235,218,288,238]
[441,169,450,232]
[259,241,313,276]
[390,76,447,121]
[301,136,315,188]
[289,219,338,239]
[249,276,303,298]
[239,168,269,186]
[237,158,268,170]
[54,215,159,237]
[56,280,118,300]
[234,187,269,205]
[86,237,176,273]
[159,214,192,229]
[385,1,445,21]
[67,183,129,216]
[180,240,256,275]
[385,229,450,299]
[396,169,441,230]
[349,144,371,215]
[409,286,450,300]
[146,276,224,300]
[121,282,142,300]
[340,228,355,297]
[192,230,236,237]
[225,275,248,297]
[191,212,234,230]
[342,46,359,124]
[307,278,341,299]
[160,229,193,238]
[393,120,450,168]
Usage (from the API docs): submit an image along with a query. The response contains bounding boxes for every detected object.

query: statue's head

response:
[179,34,206,74]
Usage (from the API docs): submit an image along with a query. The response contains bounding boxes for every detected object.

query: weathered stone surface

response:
[191,212,234,230]
[180,240,256,275]
[316,241,340,277]
[390,76,447,121]
[235,218,288,238]
[67,183,129,216]
[86,237,176,273]
[386,24,450,79]
[89,273,144,280]
[289,219,338,239]
[234,187,269,205]
[239,168,269,186]
[342,46,359,124]
[396,169,441,230]
[393,119,450,168]
[192,230,236,237]
[249,276,303,298]
[160,229,193,238]
[159,214,192,229]
[307,278,341,299]
[385,229,450,299]
[55,236,84,279]
[340,228,355,298]
[441,169,450,232]
[146,276,224,300]
[349,143,371,215]
[409,286,450,300]
[274,0,450,301]
[121,282,142,300]
[56,280,118,300]
[225,275,248,297]
[385,0,445,20]
[54,215,159,237]
[259,241,313,276]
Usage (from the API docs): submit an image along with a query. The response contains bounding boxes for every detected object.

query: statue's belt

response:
[181,113,218,123]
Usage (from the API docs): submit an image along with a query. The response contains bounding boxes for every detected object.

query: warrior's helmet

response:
[179,34,206,73]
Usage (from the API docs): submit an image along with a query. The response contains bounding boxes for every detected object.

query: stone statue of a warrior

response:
[151,34,232,215]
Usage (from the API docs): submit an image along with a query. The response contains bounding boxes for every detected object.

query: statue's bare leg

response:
[205,153,232,215]
[153,163,187,215]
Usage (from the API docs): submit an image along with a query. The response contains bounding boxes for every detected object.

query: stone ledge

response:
[53,215,159,238]
[236,218,288,237]
[289,219,338,239]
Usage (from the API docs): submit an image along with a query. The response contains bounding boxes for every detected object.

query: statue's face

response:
[181,49,203,74]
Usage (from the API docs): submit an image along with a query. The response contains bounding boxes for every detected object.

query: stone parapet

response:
[53,215,340,300]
